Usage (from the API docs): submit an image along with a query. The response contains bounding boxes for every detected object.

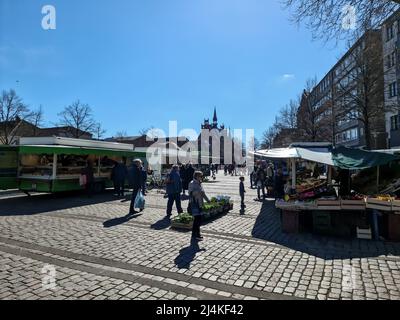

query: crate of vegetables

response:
[171,213,194,230]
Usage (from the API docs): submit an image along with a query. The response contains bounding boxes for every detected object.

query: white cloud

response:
[281,74,295,80]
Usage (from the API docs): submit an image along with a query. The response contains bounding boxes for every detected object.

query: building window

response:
[389,82,398,98]
[387,24,394,41]
[391,115,400,131]
[388,51,396,69]
[335,127,359,143]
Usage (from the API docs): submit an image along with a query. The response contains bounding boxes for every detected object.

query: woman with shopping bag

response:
[188,171,210,241]
[128,159,144,215]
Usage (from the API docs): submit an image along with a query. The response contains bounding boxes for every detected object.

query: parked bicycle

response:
[146,173,166,191]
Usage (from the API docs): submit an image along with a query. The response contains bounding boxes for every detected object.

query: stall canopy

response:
[331,146,399,170]
[254,146,399,169]
[254,147,334,166]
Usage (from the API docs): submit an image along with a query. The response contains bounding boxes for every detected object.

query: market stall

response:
[254,144,400,241]
[16,137,146,194]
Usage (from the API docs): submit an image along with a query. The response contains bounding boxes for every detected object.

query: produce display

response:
[171,196,233,230]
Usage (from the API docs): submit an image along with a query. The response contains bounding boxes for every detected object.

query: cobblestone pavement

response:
[1,172,400,300]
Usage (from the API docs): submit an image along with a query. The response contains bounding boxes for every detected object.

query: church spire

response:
[213,107,218,124]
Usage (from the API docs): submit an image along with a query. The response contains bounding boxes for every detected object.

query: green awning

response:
[19,145,146,158]
[332,146,399,170]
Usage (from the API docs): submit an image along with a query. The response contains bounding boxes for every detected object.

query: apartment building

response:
[382,11,400,148]
[299,31,387,150]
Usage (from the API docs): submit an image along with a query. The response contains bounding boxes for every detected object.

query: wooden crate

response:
[316,199,341,211]
[388,212,400,241]
[341,199,366,211]
[391,200,400,212]
[366,198,392,211]
[171,221,193,230]
[281,210,299,233]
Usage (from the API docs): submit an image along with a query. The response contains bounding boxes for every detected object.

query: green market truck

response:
[1,137,146,194]
[0,146,18,190]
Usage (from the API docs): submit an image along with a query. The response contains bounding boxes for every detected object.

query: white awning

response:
[253,147,334,166]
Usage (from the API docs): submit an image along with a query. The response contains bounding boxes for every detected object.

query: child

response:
[239,176,246,210]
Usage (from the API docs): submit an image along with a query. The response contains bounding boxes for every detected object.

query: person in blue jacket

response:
[166,164,183,216]
[128,159,144,214]
[111,158,127,197]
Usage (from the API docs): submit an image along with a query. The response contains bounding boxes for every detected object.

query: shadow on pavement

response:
[0,190,124,216]
[174,238,206,269]
[103,213,142,228]
[251,199,400,260]
[150,215,171,230]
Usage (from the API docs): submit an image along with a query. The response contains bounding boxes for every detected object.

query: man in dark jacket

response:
[179,164,187,195]
[274,169,285,199]
[166,165,183,216]
[81,161,94,198]
[129,159,143,214]
[111,159,127,197]
[256,166,266,200]
[185,163,195,189]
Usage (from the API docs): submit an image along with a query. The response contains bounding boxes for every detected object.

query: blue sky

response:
[0,0,346,140]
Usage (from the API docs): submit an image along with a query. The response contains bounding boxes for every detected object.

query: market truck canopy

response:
[18,145,144,158]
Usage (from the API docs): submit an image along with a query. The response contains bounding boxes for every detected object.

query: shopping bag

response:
[134,191,145,209]
[79,174,87,186]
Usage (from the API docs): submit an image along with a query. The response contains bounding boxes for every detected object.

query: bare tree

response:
[296,77,335,143]
[115,130,128,139]
[29,105,44,136]
[94,122,106,140]
[0,89,31,144]
[138,126,155,136]
[284,0,400,43]
[261,125,278,149]
[57,100,96,138]
[334,32,389,150]
[276,99,298,130]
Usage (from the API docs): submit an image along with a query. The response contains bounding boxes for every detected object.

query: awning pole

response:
[291,158,296,190]
[377,165,380,193]
[327,165,332,184]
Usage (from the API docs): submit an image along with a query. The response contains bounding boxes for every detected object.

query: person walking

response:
[250,165,257,189]
[141,164,148,195]
[111,158,128,197]
[180,164,187,195]
[266,163,274,197]
[128,159,143,215]
[185,163,195,191]
[81,160,94,198]
[166,165,183,216]
[239,176,246,211]
[188,171,210,241]
[274,169,285,199]
[256,166,266,201]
